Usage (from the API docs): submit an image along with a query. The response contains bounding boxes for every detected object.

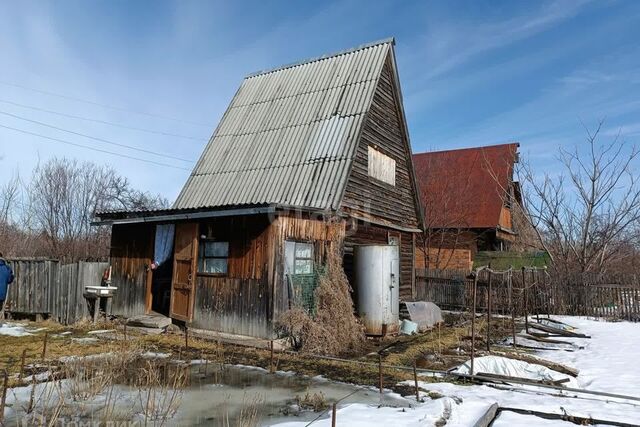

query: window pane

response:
[295,243,313,259]
[294,259,313,275]
[204,258,228,274]
[205,241,229,257]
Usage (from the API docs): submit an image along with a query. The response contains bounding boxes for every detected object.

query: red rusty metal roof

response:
[412,143,519,229]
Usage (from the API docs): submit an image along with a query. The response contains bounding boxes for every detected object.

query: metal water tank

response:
[354,244,399,335]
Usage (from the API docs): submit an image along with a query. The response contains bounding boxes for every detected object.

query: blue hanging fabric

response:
[153,224,175,268]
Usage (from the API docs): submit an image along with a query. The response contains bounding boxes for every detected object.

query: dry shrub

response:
[227,392,264,427]
[295,390,328,411]
[136,360,187,423]
[278,244,365,356]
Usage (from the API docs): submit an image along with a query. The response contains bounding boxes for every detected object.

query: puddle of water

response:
[5,360,411,426]
[177,364,411,426]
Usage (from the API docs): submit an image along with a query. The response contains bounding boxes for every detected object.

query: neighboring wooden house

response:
[412,143,521,270]
[94,39,423,339]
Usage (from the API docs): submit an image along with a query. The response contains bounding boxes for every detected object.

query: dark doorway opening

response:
[150,260,173,316]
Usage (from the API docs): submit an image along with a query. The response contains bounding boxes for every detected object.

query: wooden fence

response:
[5,258,108,324]
[415,268,640,321]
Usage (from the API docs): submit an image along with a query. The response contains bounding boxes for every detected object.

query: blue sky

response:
[0,0,639,202]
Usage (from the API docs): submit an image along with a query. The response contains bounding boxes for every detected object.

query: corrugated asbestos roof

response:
[173,40,392,211]
[412,143,519,229]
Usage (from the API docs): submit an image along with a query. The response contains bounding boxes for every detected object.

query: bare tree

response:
[0,173,21,252]
[0,173,19,224]
[25,158,168,261]
[415,157,475,270]
[519,121,640,275]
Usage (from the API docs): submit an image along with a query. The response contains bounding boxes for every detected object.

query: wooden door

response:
[170,223,198,322]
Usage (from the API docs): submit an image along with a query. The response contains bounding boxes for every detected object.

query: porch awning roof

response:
[92,205,277,225]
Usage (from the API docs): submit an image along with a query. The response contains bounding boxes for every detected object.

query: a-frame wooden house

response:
[95,38,423,338]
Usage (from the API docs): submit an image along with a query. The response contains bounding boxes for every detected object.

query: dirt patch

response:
[0,311,521,389]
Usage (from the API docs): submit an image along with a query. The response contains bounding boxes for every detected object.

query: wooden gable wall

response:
[340,55,420,230]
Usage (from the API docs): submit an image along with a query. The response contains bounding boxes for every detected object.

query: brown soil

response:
[0,312,522,390]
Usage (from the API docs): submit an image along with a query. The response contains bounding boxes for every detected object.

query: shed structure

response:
[95,38,423,338]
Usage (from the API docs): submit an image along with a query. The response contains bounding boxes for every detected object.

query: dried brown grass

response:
[278,244,365,356]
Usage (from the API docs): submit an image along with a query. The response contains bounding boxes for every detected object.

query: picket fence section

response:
[415,268,640,321]
[5,258,108,325]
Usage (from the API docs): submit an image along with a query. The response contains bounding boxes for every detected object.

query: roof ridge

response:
[245,37,395,79]
[413,142,519,157]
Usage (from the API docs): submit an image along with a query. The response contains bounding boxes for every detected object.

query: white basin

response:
[85,285,118,296]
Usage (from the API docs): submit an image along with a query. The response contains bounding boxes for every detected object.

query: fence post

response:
[522,267,528,334]
[0,369,7,422]
[509,272,516,349]
[378,354,383,394]
[471,270,479,376]
[486,270,492,352]
[18,349,27,382]
[413,360,420,402]
[331,402,337,427]
[270,340,275,374]
[41,332,48,362]
[531,267,540,322]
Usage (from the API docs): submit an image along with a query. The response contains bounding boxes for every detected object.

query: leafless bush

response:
[8,350,187,426]
[225,392,264,427]
[295,390,328,412]
[278,244,365,356]
[135,360,187,424]
[63,350,138,401]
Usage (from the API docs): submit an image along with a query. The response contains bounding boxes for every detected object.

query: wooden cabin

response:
[412,143,521,271]
[94,39,423,339]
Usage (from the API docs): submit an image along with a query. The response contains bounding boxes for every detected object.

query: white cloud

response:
[404,0,591,82]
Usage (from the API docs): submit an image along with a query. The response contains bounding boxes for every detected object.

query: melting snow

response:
[452,355,578,387]
[0,323,33,337]
[274,316,640,426]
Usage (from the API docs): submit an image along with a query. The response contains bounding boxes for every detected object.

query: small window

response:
[198,240,229,274]
[293,242,314,275]
[368,146,396,186]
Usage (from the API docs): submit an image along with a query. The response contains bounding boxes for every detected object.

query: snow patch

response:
[0,323,33,337]
[86,329,116,335]
[141,351,171,359]
[453,355,578,387]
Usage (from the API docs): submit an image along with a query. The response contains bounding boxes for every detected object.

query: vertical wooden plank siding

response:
[5,259,106,324]
[191,215,272,337]
[270,214,346,323]
[109,223,154,318]
[190,214,344,338]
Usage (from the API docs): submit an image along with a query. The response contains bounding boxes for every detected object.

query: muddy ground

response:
[0,312,524,391]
